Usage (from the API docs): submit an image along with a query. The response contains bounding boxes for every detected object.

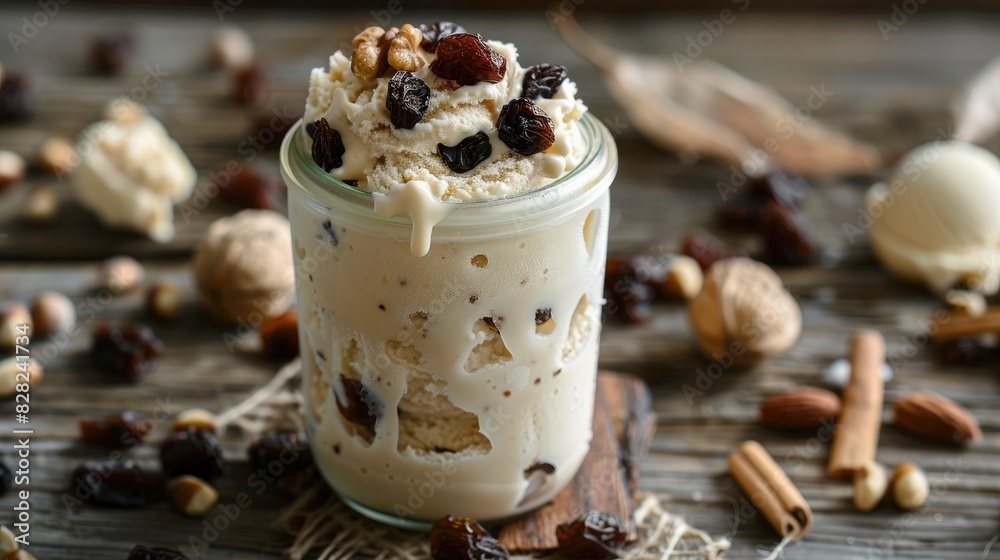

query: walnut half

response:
[351,26,392,81]
[388,24,424,72]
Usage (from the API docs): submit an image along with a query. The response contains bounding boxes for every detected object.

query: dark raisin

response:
[680,233,743,271]
[522,64,568,100]
[160,426,228,481]
[259,310,299,362]
[438,132,492,173]
[248,429,312,473]
[717,197,767,231]
[759,201,816,266]
[496,98,555,156]
[335,377,379,430]
[606,279,654,325]
[322,219,339,246]
[89,32,135,75]
[234,64,268,106]
[939,338,987,365]
[216,167,287,214]
[0,461,12,495]
[750,171,810,208]
[80,410,153,449]
[127,546,190,560]
[0,72,37,122]
[523,461,556,477]
[419,21,467,52]
[387,71,430,129]
[305,121,317,139]
[556,511,629,560]
[90,324,164,381]
[534,308,552,325]
[310,118,345,172]
[71,460,167,507]
[430,34,506,86]
[429,515,510,560]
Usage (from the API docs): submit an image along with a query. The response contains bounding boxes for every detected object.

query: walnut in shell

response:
[687,257,801,366]
[192,210,295,325]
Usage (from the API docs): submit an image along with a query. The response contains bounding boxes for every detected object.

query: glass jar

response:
[280,112,618,529]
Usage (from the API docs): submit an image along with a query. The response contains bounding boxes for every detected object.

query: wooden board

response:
[0,8,998,560]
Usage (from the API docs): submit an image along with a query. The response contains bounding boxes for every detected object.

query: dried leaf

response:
[555,17,881,178]
[951,56,1000,143]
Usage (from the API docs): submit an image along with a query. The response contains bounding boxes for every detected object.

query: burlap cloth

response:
[216,360,732,560]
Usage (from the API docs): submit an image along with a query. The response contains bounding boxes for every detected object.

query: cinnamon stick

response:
[728,440,813,539]
[828,330,885,477]
[931,307,1000,343]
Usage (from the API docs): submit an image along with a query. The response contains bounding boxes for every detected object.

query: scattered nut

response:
[351,26,391,81]
[759,388,840,432]
[259,310,299,362]
[662,255,703,301]
[893,391,982,446]
[172,409,217,434]
[5,550,36,560]
[30,291,76,336]
[388,24,425,72]
[98,256,144,294]
[0,150,26,193]
[944,289,987,318]
[147,281,183,320]
[211,27,254,71]
[890,462,929,511]
[192,210,295,325]
[687,258,801,365]
[0,302,31,350]
[0,357,42,398]
[853,461,889,512]
[233,64,267,106]
[20,185,59,224]
[0,525,17,556]
[39,137,79,176]
[167,475,219,517]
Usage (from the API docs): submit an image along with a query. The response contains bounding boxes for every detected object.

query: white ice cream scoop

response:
[867,140,1000,294]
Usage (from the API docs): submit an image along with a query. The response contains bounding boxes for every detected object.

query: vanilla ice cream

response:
[282,22,616,523]
[868,141,1000,294]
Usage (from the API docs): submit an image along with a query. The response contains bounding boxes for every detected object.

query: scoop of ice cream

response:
[71,99,196,242]
[868,141,1000,294]
[303,26,589,255]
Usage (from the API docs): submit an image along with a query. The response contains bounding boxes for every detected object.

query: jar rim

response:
[281,112,610,211]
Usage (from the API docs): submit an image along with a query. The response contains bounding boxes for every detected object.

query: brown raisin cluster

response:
[387,71,431,129]
[335,376,380,431]
[430,33,507,86]
[680,232,745,271]
[71,460,167,507]
[439,132,492,173]
[309,118,345,172]
[429,515,510,560]
[0,72,37,122]
[556,511,629,559]
[127,546,190,560]
[420,21,466,52]
[160,426,229,481]
[248,429,313,474]
[496,98,555,156]
[80,410,154,449]
[90,324,164,381]
[522,64,568,99]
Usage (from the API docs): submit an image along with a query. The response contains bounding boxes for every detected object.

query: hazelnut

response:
[98,256,144,294]
[852,460,888,512]
[192,210,295,325]
[0,525,17,555]
[0,150,26,192]
[211,27,254,71]
[259,310,299,362]
[0,357,43,398]
[147,281,183,320]
[5,550,36,560]
[687,258,801,366]
[30,291,76,337]
[388,24,425,72]
[39,137,79,176]
[662,255,703,301]
[890,461,929,511]
[20,185,59,224]
[0,302,31,349]
[172,408,217,434]
[351,26,391,81]
[944,289,986,318]
[167,475,219,517]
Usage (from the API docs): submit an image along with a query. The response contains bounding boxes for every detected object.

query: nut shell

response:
[30,291,76,336]
[192,210,294,325]
[894,392,981,446]
[0,302,31,350]
[687,258,801,365]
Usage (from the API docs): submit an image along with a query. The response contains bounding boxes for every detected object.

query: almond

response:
[759,388,841,432]
[893,392,981,446]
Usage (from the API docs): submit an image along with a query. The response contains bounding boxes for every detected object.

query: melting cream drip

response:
[373,180,456,257]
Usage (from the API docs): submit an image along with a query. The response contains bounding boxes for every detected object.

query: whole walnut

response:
[192,210,294,325]
[687,257,801,366]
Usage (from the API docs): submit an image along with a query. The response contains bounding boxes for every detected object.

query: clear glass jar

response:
[280,112,617,528]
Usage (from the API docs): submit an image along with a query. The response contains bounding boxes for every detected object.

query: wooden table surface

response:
[1,7,999,560]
